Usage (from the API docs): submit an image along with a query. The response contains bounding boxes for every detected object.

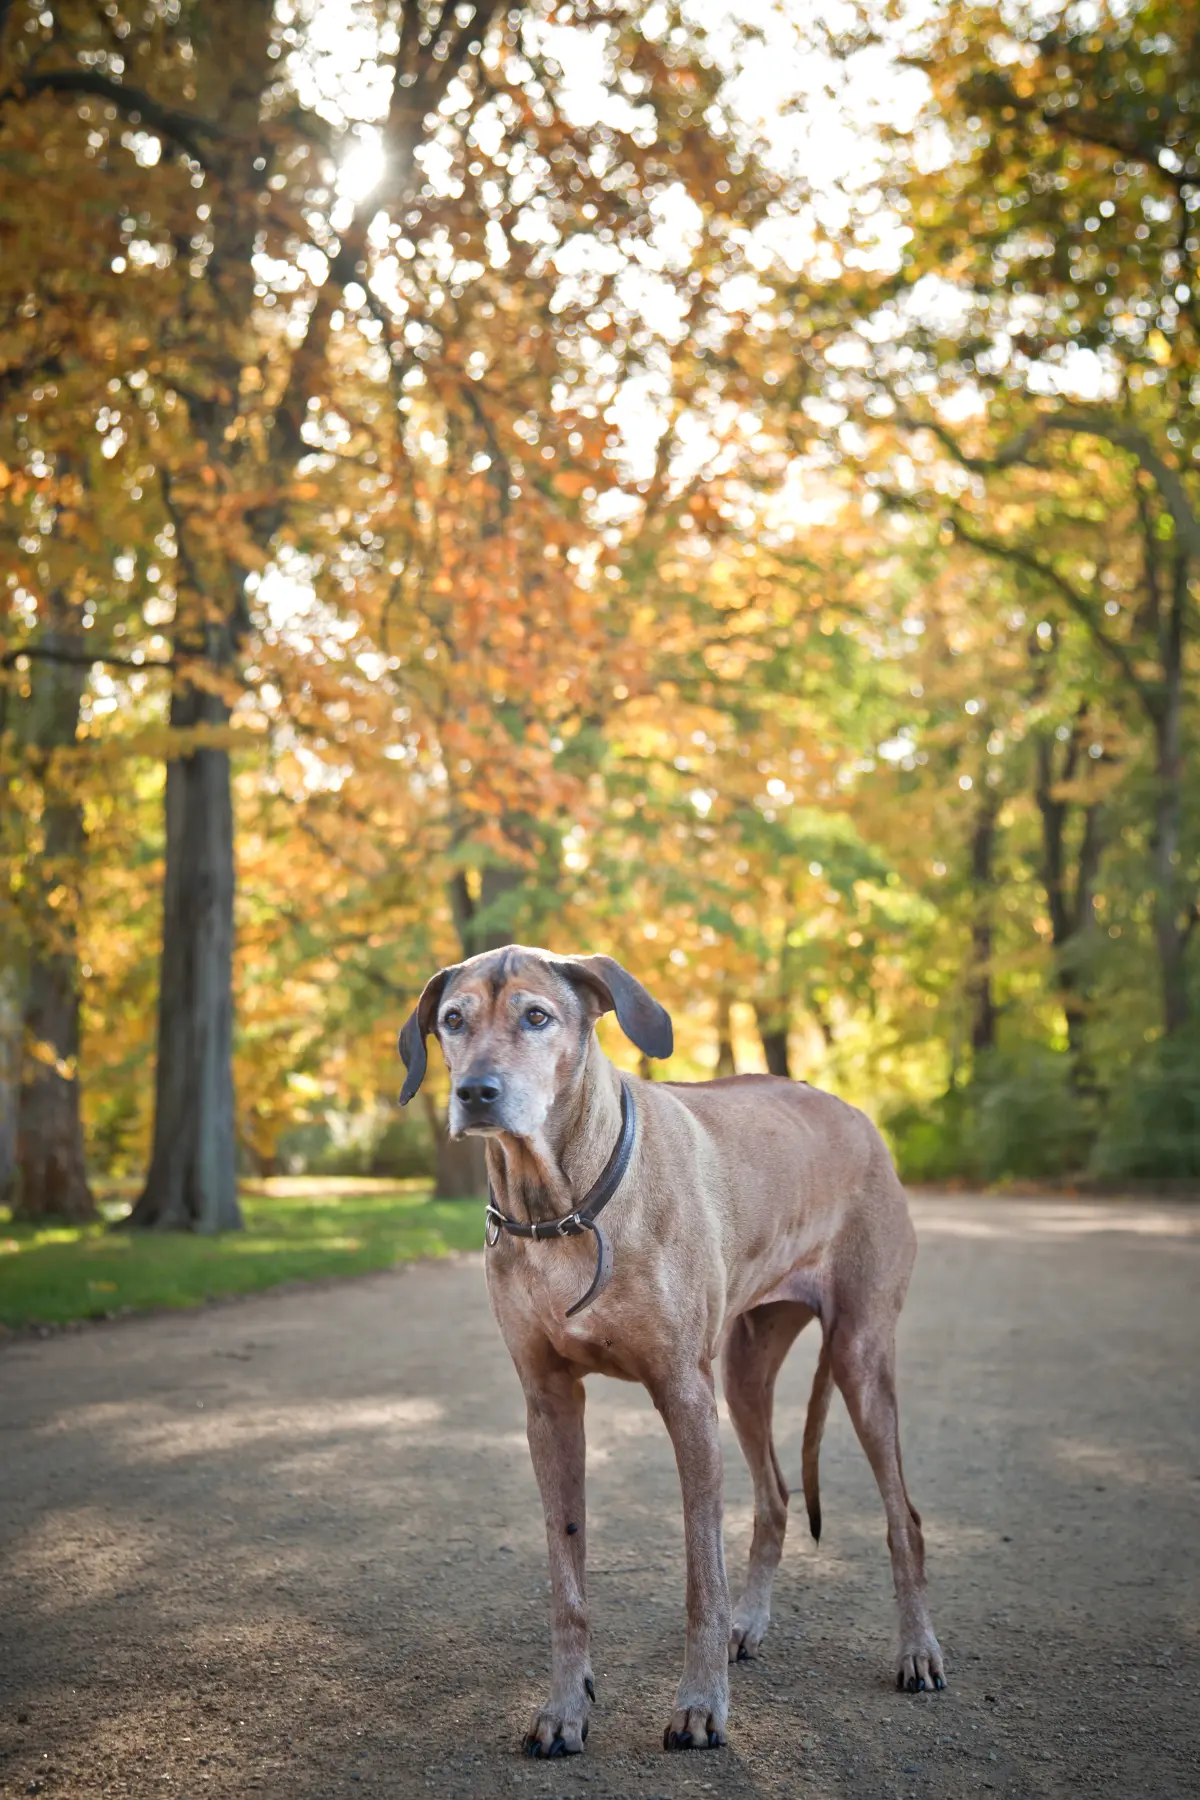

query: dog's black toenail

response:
[907,1676,919,1692]
[736,1643,749,1662]
[584,1677,595,1702]
[581,1721,588,1742]
[523,1738,542,1758]
[934,1676,946,1691]
[548,1737,567,1758]
[897,1672,906,1691]
[707,1728,723,1748]
[916,1677,927,1691]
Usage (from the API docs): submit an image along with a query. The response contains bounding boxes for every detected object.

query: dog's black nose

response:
[457,1073,503,1109]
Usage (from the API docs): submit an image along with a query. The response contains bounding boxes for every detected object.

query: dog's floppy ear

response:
[551,954,674,1060]
[398,966,459,1105]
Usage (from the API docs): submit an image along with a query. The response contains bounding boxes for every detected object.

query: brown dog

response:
[398,946,944,1756]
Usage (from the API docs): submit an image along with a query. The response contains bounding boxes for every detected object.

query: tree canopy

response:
[2,0,1197,1219]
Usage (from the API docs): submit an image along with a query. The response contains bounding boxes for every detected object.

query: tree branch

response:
[0,643,173,673]
[0,69,223,164]
[1043,413,1200,559]
[900,408,1200,558]
[895,410,1043,473]
[0,348,63,406]
[269,2,505,467]
[935,62,1196,201]
[946,511,1158,714]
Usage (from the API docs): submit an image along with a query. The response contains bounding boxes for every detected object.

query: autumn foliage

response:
[2,0,1197,1220]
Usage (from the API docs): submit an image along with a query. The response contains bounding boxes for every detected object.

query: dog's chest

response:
[490,1255,644,1380]
[549,1321,642,1381]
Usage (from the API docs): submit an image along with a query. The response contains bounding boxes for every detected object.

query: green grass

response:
[0,1182,486,1329]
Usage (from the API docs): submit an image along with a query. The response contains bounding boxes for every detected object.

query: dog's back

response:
[646,1071,914,1321]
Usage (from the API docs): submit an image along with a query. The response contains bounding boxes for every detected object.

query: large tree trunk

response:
[968,788,999,1059]
[16,949,94,1222]
[127,681,240,1231]
[1151,554,1191,1036]
[10,616,95,1222]
[125,7,275,1231]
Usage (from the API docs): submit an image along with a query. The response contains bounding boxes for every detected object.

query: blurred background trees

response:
[1,0,1196,1221]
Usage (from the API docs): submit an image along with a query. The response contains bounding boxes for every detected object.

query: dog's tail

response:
[802,1335,834,1542]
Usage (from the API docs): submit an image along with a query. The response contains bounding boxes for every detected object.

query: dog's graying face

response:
[397,947,673,1139]
[435,951,595,1140]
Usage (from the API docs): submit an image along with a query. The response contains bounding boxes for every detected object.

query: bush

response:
[972,1049,1092,1182]
[271,1105,436,1179]
[885,1047,1091,1185]
[369,1109,438,1179]
[1090,1030,1200,1181]
[884,1086,980,1185]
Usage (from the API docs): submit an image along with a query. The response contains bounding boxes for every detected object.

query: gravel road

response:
[2,1195,1198,1800]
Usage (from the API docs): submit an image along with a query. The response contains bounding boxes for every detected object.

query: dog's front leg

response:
[654,1362,730,1751]
[519,1356,593,1757]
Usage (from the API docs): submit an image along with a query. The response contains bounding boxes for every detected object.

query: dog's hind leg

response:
[722,1300,814,1662]
[828,1315,946,1693]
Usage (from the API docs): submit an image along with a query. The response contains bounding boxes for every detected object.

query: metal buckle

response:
[484,1209,502,1249]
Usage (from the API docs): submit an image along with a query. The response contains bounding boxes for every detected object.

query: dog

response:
[398,946,944,1756]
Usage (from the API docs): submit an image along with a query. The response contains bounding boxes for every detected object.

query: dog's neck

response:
[484,1036,625,1226]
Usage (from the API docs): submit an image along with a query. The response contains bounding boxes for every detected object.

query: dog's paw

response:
[728,1605,770,1662]
[522,1681,594,1758]
[662,1705,727,1751]
[895,1630,946,1694]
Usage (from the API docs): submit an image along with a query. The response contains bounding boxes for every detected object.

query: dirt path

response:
[2,1195,1198,1800]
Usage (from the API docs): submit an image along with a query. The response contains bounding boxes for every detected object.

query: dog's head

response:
[398,946,673,1138]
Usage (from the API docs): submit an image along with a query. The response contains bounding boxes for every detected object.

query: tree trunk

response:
[0,675,14,1201]
[417,1083,485,1197]
[715,992,736,1078]
[0,968,19,1203]
[127,681,240,1231]
[968,788,999,1058]
[1064,799,1104,1077]
[430,860,525,1198]
[1035,728,1104,1081]
[450,862,525,956]
[434,1130,487,1199]
[128,6,275,1229]
[755,1011,791,1078]
[1150,554,1190,1036]
[10,616,95,1223]
[15,950,94,1222]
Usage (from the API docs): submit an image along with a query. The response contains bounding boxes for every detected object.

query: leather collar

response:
[484,1078,635,1318]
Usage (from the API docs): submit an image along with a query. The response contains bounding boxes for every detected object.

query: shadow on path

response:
[1,1197,1198,1799]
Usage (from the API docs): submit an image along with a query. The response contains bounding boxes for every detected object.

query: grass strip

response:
[0,1185,484,1329]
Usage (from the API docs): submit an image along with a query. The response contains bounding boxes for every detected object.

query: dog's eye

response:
[524,1006,551,1029]
[442,1008,465,1032]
